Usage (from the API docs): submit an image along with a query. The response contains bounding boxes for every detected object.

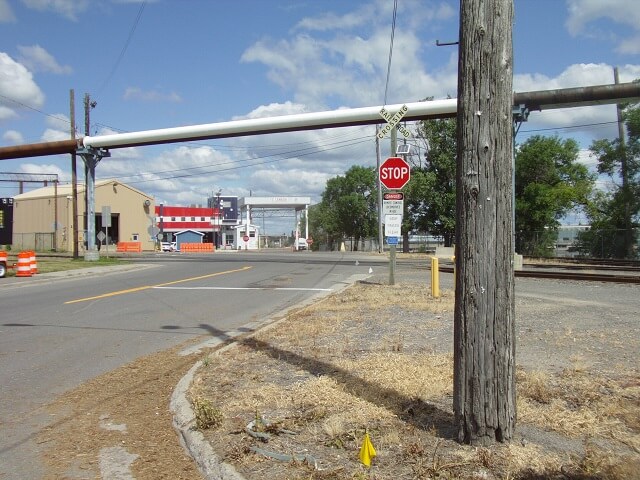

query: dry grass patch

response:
[192,281,639,479]
[518,367,640,448]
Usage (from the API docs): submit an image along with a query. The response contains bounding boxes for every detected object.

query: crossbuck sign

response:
[377,104,411,139]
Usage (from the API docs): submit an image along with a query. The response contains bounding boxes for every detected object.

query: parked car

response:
[161,241,177,252]
[295,238,308,250]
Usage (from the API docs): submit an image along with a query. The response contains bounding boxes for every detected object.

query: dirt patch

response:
[38,342,205,479]
[191,280,640,479]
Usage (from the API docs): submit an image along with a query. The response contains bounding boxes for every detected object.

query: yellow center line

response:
[65,266,253,304]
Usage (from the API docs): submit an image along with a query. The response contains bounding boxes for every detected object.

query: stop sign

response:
[379,157,411,189]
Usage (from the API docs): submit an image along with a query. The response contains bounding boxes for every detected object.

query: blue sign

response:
[386,236,398,245]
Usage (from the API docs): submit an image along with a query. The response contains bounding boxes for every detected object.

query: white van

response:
[296,238,308,250]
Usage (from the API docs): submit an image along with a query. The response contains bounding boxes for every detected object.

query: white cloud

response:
[241,1,458,110]
[0,52,45,117]
[45,112,70,131]
[41,127,68,142]
[565,0,640,54]
[0,0,16,22]
[0,105,17,121]
[233,101,309,120]
[17,45,73,74]
[123,87,182,103]
[514,63,627,91]
[21,0,89,21]
[241,30,456,109]
[248,168,332,197]
[19,162,68,181]
[3,129,24,144]
[514,63,640,145]
[294,5,375,31]
[618,34,640,55]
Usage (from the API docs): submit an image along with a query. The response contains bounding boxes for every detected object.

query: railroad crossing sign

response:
[377,104,411,139]
[380,157,411,190]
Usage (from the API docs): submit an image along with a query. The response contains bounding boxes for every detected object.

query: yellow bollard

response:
[431,256,440,298]
[452,255,456,291]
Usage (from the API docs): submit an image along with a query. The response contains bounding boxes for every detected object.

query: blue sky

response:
[1,0,639,221]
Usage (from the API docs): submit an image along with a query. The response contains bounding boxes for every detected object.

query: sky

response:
[1,0,639,229]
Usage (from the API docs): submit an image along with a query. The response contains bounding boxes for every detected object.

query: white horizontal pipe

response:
[82,99,458,149]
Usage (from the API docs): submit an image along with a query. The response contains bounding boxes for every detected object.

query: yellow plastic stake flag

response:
[359,432,377,467]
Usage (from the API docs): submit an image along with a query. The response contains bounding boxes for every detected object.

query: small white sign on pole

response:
[384,214,402,237]
[383,199,404,217]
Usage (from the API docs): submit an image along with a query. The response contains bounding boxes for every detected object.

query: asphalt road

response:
[0,251,383,479]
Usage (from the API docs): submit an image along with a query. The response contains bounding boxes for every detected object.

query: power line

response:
[114,137,373,186]
[0,93,73,129]
[519,120,618,134]
[95,1,147,95]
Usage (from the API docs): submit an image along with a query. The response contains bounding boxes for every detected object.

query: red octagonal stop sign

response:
[379,156,411,190]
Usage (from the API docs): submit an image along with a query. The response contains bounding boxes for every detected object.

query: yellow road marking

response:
[65,266,252,304]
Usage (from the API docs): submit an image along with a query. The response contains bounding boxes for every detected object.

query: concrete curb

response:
[171,361,246,480]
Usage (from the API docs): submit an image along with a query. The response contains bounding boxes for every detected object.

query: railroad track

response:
[436,266,640,284]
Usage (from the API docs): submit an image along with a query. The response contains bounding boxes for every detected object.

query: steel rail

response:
[437,266,640,284]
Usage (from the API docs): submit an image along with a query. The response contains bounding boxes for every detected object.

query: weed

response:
[517,370,555,404]
[192,397,223,430]
[475,446,494,468]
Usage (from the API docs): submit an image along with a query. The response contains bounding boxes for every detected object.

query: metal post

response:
[388,127,398,284]
[53,179,58,251]
[376,126,383,253]
[77,147,110,261]
[305,204,309,242]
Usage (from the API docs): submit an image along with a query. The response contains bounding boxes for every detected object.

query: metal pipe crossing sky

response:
[1,82,639,160]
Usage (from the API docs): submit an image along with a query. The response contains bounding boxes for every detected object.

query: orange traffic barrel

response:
[29,250,38,274]
[16,251,32,277]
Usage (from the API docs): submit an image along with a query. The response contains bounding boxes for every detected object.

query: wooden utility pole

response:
[70,89,79,258]
[453,0,516,445]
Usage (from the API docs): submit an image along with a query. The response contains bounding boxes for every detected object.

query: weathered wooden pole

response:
[453,0,516,445]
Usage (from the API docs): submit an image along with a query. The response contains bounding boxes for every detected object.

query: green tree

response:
[514,135,594,256]
[310,166,378,251]
[407,117,457,246]
[578,103,640,258]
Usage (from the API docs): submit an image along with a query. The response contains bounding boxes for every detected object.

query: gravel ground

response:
[189,263,640,479]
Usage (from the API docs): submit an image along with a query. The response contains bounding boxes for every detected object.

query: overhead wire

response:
[121,137,373,187]
[95,1,147,96]
[129,141,372,186]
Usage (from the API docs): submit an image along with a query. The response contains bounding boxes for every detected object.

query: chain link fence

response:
[517,227,639,260]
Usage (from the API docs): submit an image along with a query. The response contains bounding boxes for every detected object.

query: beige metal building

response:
[12,179,156,252]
